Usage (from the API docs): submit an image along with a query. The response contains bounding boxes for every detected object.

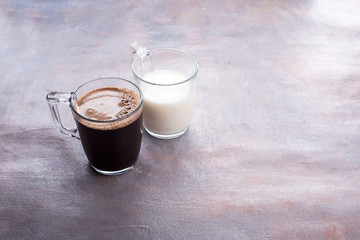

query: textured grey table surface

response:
[1,0,360,239]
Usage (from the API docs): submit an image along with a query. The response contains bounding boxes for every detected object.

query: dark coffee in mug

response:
[74,87,143,172]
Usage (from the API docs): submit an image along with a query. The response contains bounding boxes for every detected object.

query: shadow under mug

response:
[46,77,143,175]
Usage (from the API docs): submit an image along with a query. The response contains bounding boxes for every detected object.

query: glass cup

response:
[131,42,199,139]
[46,77,143,175]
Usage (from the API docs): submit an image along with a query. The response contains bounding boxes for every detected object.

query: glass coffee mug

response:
[46,77,143,175]
[131,42,199,139]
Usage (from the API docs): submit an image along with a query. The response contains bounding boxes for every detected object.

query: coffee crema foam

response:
[75,87,142,130]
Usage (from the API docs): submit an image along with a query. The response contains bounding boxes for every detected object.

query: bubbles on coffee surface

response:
[75,87,140,121]
[115,94,138,118]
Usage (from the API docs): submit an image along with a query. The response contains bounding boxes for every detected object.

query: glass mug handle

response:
[46,92,80,139]
[130,42,151,60]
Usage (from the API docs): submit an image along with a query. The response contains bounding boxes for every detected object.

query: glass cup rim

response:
[132,48,199,86]
[70,77,143,123]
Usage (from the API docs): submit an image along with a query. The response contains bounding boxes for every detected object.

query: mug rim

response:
[132,48,199,86]
[70,77,144,124]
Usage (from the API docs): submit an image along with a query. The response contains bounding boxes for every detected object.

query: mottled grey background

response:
[1,0,360,239]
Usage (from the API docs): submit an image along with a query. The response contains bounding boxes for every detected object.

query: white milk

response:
[141,69,195,136]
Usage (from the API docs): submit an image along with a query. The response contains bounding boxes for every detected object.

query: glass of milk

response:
[131,42,199,139]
